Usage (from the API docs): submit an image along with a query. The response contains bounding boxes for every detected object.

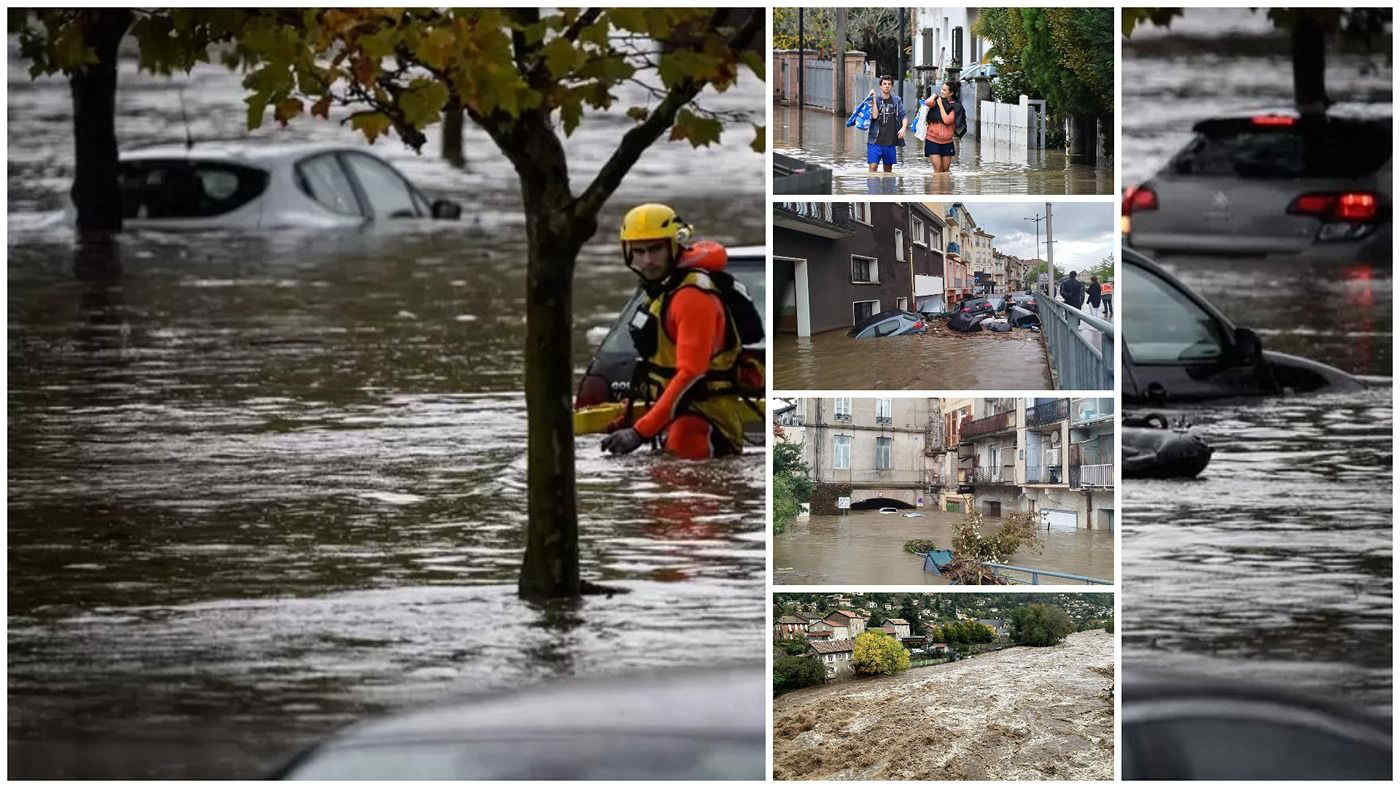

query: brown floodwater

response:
[774,105,1113,196]
[773,510,1114,585]
[773,328,1052,390]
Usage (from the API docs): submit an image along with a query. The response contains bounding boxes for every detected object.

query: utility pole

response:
[1045,202,1056,296]
[835,8,847,116]
[1023,211,1044,290]
[797,9,804,124]
[898,8,906,102]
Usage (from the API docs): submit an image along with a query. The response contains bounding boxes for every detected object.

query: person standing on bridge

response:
[1058,270,1086,311]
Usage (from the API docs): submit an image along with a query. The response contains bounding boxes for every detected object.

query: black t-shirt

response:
[874,97,900,146]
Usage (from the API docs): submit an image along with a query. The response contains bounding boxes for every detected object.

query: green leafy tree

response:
[772,8,903,78]
[866,609,886,628]
[1010,603,1075,646]
[851,630,910,676]
[230,8,764,599]
[773,472,801,536]
[898,598,925,636]
[773,654,826,696]
[1104,617,1114,634]
[776,635,811,656]
[773,441,813,502]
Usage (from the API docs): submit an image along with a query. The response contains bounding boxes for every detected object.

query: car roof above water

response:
[121,141,369,168]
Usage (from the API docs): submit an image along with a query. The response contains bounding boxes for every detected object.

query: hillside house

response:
[808,638,856,678]
[775,615,807,640]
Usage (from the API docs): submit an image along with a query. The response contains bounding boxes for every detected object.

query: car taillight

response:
[574,374,610,408]
[1251,114,1296,127]
[1122,185,1157,215]
[1288,191,1379,222]
[913,321,925,330]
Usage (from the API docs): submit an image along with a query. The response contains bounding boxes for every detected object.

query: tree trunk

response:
[441,97,465,169]
[511,113,592,600]
[1292,12,1329,113]
[70,9,132,236]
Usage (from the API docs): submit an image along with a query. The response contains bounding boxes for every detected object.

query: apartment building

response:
[798,397,936,508]
[934,397,1115,528]
[774,202,947,337]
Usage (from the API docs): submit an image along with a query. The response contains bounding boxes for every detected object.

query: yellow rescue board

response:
[573,402,626,435]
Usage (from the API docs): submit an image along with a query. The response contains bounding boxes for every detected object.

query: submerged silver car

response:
[1123,109,1391,264]
[109,142,461,230]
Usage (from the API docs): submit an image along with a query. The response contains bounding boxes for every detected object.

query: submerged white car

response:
[113,142,461,229]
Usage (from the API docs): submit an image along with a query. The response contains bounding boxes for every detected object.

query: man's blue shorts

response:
[867,143,897,166]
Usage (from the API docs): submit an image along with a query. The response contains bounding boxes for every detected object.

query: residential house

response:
[822,609,868,640]
[800,397,938,509]
[775,615,808,640]
[806,622,834,641]
[977,618,1010,638]
[883,618,912,639]
[775,202,940,337]
[809,638,856,679]
[912,8,987,83]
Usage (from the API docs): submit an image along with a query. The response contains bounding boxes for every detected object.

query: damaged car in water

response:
[847,308,929,338]
[1122,246,1363,404]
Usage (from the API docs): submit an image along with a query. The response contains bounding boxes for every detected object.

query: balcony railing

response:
[1070,463,1113,489]
[1026,399,1069,428]
[961,410,1016,441]
[1072,397,1114,424]
[970,466,1017,485]
[1025,465,1064,484]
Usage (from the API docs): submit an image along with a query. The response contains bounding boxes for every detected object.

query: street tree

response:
[13,8,765,600]
[851,630,910,676]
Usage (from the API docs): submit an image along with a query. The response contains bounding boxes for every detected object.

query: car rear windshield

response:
[1170,119,1391,178]
[120,161,268,219]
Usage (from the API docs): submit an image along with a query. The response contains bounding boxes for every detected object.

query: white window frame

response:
[894,228,905,262]
[851,201,872,226]
[875,398,892,420]
[912,216,926,246]
[896,296,907,311]
[851,299,880,325]
[851,254,879,284]
[833,434,852,469]
[875,436,893,470]
[834,397,852,418]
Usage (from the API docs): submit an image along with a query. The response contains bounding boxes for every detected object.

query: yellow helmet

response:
[620,203,691,257]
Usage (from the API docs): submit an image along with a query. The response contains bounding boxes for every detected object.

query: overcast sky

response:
[944,202,1116,271]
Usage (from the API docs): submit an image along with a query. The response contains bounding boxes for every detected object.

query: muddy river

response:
[8,46,767,777]
[773,328,1052,391]
[774,510,1114,586]
[773,630,1114,780]
[774,105,1112,196]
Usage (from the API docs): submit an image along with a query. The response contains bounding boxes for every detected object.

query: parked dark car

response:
[1124,669,1390,779]
[848,308,928,338]
[574,245,765,410]
[1123,247,1362,403]
[1122,109,1392,264]
[953,297,997,318]
[275,665,765,779]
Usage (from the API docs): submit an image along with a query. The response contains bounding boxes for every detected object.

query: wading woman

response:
[923,81,959,174]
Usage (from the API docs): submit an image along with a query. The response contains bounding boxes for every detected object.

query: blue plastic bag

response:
[845,92,873,130]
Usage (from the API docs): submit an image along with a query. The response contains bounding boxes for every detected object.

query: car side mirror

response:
[1234,327,1263,365]
[432,199,462,220]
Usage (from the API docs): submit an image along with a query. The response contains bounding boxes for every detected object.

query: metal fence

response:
[803,59,835,110]
[1073,463,1113,488]
[984,563,1111,585]
[1033,292,1115,391]
[1024,464,1064,484]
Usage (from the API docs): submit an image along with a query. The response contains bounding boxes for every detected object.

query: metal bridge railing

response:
[984,563,1111,585]
[1033,292,1114,391]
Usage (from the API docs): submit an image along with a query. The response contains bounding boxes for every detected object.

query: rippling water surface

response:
[8,48,766,777]
[774,510,1115,586]
[774,105,1112,195]
[1123,390,1392,711]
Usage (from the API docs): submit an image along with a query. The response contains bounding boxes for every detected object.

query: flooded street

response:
[1121,12,1393,714]
[773,630,1114,780]
[774,105,1111,195]
[774,328,1051,390]
[1122,389,1392,712]
[8,49,766,777]
[774,510,1114,586]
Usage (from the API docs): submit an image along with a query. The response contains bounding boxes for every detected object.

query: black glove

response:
[601,427,645,455]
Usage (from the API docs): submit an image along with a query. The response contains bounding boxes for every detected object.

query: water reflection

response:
[774,510,1114,585]
[1122,389,1392,711]
[774,330,1052,390]
[773,105,1112,195]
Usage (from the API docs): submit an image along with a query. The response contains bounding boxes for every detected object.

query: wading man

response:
[601,204,764,460]
[867,76,907,173]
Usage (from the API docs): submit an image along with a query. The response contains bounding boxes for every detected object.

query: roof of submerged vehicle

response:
[121,141,375,167]
[1191,106,1393,133]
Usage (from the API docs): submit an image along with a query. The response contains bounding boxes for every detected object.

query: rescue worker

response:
[600,204,764,460]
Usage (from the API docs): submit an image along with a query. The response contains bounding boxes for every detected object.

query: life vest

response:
[628,264,765,450]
